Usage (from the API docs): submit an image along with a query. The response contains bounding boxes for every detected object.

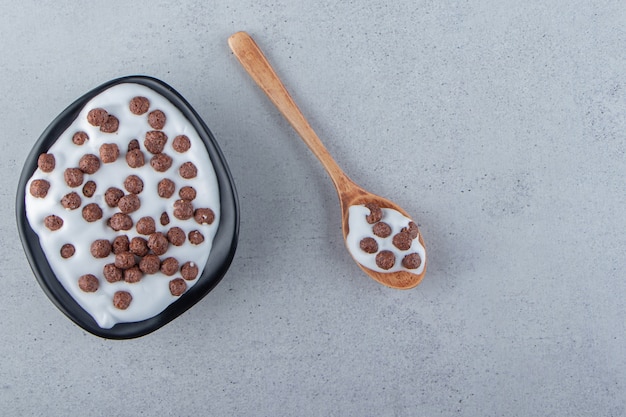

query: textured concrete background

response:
[1,1,625,416]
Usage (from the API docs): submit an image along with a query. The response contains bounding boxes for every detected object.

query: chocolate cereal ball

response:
[179,161,197,179]
[118,194,141,213]
[103,263,123,283]
[104,187,124,207]
[375,250,395,270]
[87,108,108,126]
[109,213,133,231]
[64,168,83,188]
[44,215,63,231]
[402,253,422,270]
[129,96,150,115]
[178,186,196,201]
[181,262,199,280]
[139,254,160,274]
[61,192,81,210]
[72,131,89,145]
[126,149,145,168]
[392,231,412,251]
[136,216,156,235]
[30,179,50,198]
[100,114,119,133]
[113,291,132,310]
[99,143,119,163]
[359,237,378,254]
[82,203,103,222]
[172,135,191,153]
[148,110,166,130]
[129,237,149,257]
[173,199,193,220]
[403,221,419,240]
[160,257,179,276]
[82,180,96,197]
[112,235,130,254]
[160,211,170,226]
[188,230,204,245]
[150,153,173,172]
[124,266,143,283]
[128,138,140,151]
[38,153,55,172]
[60,243,75,259]
[147,232,169,256]
[79,154,100,174]
[124,175,143,194]
[166,227,186,246]
[169,278,187,296]
[78,274,99,292]
[365,202,382,224]
[372,222,392,238]
[157,178,175,198]
[144,131,167,154]
[115,252,136,269]
[90,239,111,258]
[194,208,215,225]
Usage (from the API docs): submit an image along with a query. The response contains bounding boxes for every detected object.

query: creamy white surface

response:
[25,83,220,328]
[346,205,425,274]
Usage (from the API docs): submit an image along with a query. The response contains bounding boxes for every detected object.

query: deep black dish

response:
[16,76,239,339]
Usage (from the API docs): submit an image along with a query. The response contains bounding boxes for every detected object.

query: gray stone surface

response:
[1,1,625,415]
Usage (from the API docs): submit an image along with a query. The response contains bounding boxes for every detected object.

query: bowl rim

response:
[16,75,239,339]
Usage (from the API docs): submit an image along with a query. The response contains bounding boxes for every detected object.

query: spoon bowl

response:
[228,31,426,289]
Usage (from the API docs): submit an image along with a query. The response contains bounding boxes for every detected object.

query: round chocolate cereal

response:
[126,149,145,168]
[169,278,187,296]
[136,216,156,235]
[365,203,382,224]
[158,178,175,198]
[30,179,50,198]
[113,291,132,310]
[99,143,120,163]
[194,208,215,225]
[115,252,136,269]
[166,227,186,246]
[402,253,422,270]
[64,168,83,188]
[173,199,193,220]
[403,221,419,240]
[148,109,166,130]
[139,254,160,274]
[129,237,149,257]
[128,139,140,151]
[129,96,150,115]
[172,135,191,153]
[72,131,89,145]
[124,266,143,283]
[372,222,392,238]
[359,237,378,254]
[392,232,412,251]
[147,232,168,256]
[160,257,179,276]
[100,114,119,133]
[188,230,204,245]
[38,153,55,172]
[82,203,103,222]
[112,235,130,254]
[375,250,395,270]
[178,186,196,201]
[104,187,124,208]
[103,263,123,283]
[118,194,141,214]
[87,108,108,126]
[150,153,173,172]
[61,192,81,210]
[144,131,167,154]
[82,180,96,197]
[181,262,199,281]
[90,239,111,258]
[60,243,75,259]
[78,274,99,292]
[179,161,197,179]
[79,154,100,174]
[124,175,144,194]
[44,215,63,231]
[109,213,133,231]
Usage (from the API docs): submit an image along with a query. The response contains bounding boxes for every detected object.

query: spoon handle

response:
[228,31,352,191]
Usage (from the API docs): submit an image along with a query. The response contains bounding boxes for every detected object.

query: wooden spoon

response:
[228,31,426,289]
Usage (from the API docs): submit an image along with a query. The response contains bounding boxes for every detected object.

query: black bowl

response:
[16,76,239,339]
